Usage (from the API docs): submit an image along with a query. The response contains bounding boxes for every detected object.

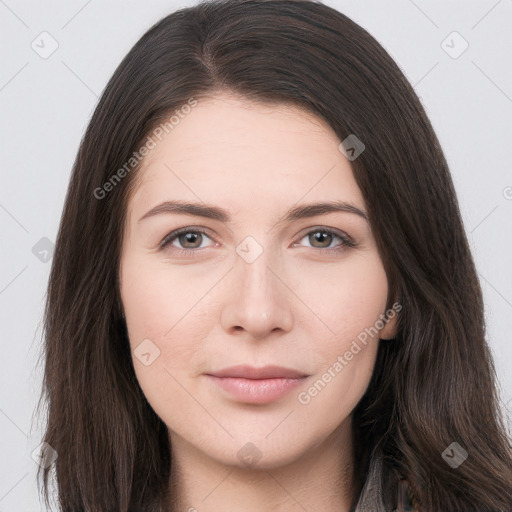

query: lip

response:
[205,365,310,404]
[207,365,309,380]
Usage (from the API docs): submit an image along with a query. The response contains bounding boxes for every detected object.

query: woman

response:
[36,0,512,510]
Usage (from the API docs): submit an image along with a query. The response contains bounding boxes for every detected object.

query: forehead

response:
[127,93,365,220]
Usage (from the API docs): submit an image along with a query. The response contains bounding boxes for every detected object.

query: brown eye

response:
[308,230,334,248]
[159,228,214,253]
[297,227,356,252]
[177,232,203,249]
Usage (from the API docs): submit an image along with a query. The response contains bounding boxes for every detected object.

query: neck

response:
[164,417,358,512]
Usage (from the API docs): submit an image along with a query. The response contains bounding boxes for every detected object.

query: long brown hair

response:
[35,0,512,510]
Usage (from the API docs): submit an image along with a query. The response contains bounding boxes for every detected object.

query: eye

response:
[294,227,356,254]
[159,227,215,256]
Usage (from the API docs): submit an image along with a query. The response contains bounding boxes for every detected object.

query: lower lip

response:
[206,375,307,404]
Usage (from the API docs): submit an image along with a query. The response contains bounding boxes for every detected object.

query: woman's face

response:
[119,92,396,469]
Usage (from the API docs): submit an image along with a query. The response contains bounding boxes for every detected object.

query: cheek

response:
[293,253,387,406]
[296,251,389,345]
[120,256,217,378]
[120,260,213,424]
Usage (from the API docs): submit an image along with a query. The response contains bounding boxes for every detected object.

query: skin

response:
[119,91,397,512]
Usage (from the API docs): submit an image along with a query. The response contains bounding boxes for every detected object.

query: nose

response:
[220,249,294,340]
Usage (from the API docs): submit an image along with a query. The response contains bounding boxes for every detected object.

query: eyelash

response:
[159,226,357,257]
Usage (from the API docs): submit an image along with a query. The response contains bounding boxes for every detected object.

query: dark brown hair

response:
[35,0,512,510]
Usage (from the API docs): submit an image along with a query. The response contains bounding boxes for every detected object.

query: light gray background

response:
[0,0,511,510]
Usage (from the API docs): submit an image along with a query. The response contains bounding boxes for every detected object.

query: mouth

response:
[205,365,310,404]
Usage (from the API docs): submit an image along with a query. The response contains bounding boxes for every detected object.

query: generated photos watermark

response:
[93,97,198,200]
[297,301,402,405]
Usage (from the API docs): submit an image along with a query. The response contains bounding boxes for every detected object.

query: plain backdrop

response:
[0,0,511,510]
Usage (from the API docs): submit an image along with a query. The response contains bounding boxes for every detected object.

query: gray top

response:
[352,449,417,512]
[353,449,388,512]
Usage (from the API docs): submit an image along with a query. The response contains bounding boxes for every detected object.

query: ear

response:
[379,301,401,340]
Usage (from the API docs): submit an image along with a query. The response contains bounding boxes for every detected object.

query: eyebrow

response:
[138,200,368,224]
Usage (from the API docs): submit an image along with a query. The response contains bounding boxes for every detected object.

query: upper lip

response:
[206,365,309,379]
